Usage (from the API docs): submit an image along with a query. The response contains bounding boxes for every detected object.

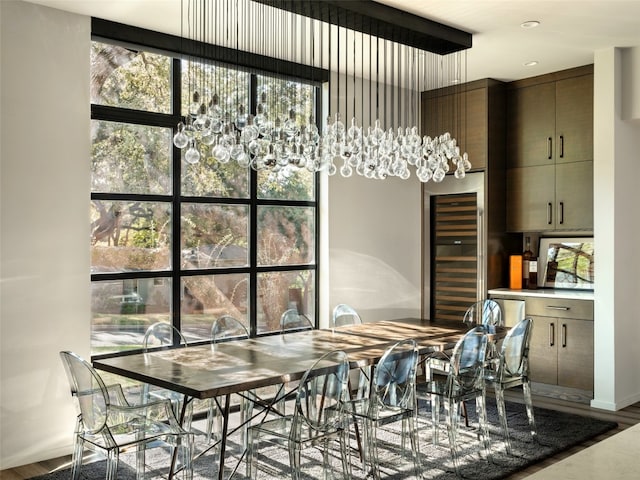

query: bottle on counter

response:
[528,256,538,289]
[522,236,533,289]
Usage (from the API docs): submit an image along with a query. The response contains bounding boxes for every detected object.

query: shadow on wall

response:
[329,249,420,318]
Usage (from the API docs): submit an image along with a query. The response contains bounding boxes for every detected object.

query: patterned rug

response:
[32,397,617,479]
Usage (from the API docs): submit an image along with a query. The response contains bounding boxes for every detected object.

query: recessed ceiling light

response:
[521,20,540,29]
[524,61,539,67]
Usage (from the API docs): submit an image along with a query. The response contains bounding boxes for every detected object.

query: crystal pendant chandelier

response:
[173,0,471,183]
[319,15,471,183]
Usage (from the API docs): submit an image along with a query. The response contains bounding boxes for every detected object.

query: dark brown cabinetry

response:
[527,295,594,391]
[507,161,593,231]
[421,80,520,319]
[490,294,594,393]
[506,66,594,232]
[422,86,489,171]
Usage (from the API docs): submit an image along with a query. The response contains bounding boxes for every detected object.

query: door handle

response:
[547,202,553,225]
[562,323,567,348]
[547,137,553,160]
[559,201,564,224]
[559,135,564,158]
[549,322,555,347]
[546,305,570,311]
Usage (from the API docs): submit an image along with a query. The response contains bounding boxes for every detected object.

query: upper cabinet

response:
[506,66,594,232]
[507,66,593,168]
[422,84,490,171]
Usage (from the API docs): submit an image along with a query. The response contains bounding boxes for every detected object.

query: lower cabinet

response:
[490,293,594,393]
[529,315,594,391]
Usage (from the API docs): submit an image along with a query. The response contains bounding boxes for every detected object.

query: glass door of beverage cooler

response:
[430,193,480,322]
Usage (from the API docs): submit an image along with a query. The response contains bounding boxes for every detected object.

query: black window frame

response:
[90,19,326,359]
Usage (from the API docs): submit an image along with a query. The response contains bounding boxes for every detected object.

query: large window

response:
[90,26,320,357]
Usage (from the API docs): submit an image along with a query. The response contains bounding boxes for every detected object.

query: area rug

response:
[31,397,617,479]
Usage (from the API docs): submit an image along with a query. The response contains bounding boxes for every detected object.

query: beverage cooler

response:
[422,172,485,321]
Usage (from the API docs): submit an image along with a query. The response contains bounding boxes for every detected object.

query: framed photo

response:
[538,237,594,290]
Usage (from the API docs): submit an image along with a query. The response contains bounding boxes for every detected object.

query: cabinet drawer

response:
[525,297,593,320]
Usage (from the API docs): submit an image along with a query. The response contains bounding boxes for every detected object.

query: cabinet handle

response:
[547,137,553,159]
[547,202,553,225]
[562,323,567,348]
[549,322,555,347]
[559,201,564,224]
[559,135,564,158]
[546,305,570,311]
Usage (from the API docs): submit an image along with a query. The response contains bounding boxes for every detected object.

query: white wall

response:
[326,65,423,322]
[0,1,90,469]
[328,173,422,322]
[591,47,640,410]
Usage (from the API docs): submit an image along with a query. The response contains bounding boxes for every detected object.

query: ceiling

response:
[23,0,640,83]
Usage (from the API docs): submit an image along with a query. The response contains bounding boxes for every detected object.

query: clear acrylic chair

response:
[332,304,369,399]
[463,299,503,330]
[484,317,537,454]
[417,326,492,476]
[59,351,193,480]
[207,315,254,446]
[332,303,363,328]
[275,310,315,414]
[141,322,193,430]
[280,308,314,333]
[346,339,421,480]
[246,350,352,480]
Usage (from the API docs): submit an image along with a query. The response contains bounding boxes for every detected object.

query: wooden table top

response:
[93,318,502,400]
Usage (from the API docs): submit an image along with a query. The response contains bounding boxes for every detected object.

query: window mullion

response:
[172,57,183,332]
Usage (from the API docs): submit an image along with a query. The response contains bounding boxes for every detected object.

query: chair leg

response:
[494,385,512,454]
[240,393,255,449]
[461,401,470,428]
[180,433,194,480]
[522,380,538,442]
[246,428,256,479]
[476,393,493,463]
[339,429,352,479]
[206,397,218,443]
[70,429,83,480]
[431,394,441,446]
[409,414,422,479]
[445,399,462,475]
[107,449,120,480]
[288,441,302,480]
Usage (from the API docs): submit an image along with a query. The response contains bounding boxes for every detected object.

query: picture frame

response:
[538,237,595,290]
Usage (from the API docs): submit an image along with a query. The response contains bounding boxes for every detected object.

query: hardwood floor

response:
[3,391,639,479]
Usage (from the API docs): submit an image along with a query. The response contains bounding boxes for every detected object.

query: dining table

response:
[93,317,505,480]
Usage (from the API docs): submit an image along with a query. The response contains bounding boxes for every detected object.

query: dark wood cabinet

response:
[490,293,594,393]
[507,82,555,168]
[555,75,594,164]
[529,315,594,391]
[506,66,594,232]
[507,161,593,231]
[422,86,488,171]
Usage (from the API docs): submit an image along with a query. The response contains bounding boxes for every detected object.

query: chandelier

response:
[173,0,472,183]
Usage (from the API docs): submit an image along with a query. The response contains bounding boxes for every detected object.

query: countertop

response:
[488,288,594,301]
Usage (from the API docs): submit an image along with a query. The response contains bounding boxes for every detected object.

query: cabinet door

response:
[555,161,593,230]
[555,75,593,164]
[507,82,556,168]
[528,315,558,385]
[558,318,594,390]
[422,88,488,171]
[506,165,555,231]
